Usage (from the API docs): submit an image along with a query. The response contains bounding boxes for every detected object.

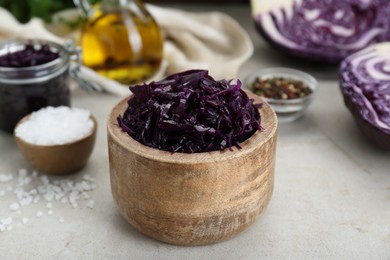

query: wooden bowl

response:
[107,93,277,245]
[14,114,97,175]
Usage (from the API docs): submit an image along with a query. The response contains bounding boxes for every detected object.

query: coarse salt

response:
[0,169,96,232]
[33,195,40,203]
[20,197,32,206]
[1,217,12,231]
[14,106,93,146]
[9,202,20,211]
[1,217,12,226]
[0,173,12,183]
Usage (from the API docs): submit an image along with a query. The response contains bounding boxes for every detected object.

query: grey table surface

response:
[0,4,389,260]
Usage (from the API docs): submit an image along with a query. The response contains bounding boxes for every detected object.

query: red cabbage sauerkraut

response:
[340,42,390,149]
[118,70,263,153]
[0,43,59,67]
[254,0,390,62]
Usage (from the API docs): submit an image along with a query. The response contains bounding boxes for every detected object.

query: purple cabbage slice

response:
[117,70,263,153]
[340,42,390,149]
[0,42,59,68]
[254,0,390,62]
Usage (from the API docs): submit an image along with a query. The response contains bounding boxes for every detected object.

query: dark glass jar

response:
[0,40,71,133]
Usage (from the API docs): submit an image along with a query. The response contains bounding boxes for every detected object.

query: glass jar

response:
[0,39,79,133]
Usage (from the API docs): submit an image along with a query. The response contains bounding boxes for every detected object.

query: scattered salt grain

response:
[19,197,32,206]
[1,217,13,231]
[44,192,54,201]
[9,202,20,211]
[69,198,78,209]
[14,106,93,146]
[33,195,40,203]
[82,192,90,200]
[0,173,12,183]
[81,181,91,191]
[0,169,96,231]
[1,217,12,226]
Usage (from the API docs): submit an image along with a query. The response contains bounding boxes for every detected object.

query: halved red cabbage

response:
[340,42,390,149]
[117,70,263,153]
[254,0,390,62]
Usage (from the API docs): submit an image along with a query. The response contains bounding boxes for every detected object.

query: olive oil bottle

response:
[74,0,163,84]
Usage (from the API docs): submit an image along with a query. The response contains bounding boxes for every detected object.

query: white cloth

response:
[0,5,253,96]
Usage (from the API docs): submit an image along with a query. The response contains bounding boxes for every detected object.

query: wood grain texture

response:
[107,92,277,245]
[14,115,97,175]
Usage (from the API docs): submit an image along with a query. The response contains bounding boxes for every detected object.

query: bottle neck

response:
[74,0,145,18]
[102,0,143,9]
[101,0,149,21]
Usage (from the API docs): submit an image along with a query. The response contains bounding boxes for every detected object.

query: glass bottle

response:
[74,0,163,85]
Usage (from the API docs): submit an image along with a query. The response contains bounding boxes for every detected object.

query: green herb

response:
[0,0,97,23]
[250,76,312,100]
[58,16,84,30]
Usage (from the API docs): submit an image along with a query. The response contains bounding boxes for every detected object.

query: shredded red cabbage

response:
[0,43,59,67]
[117,70,263,153]
[254,0,390,62]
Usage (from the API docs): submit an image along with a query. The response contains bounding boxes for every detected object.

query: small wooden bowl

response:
[107,93,277,245]
[14,114,97,175]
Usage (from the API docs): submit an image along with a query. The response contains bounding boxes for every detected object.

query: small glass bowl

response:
[245,67,318,123]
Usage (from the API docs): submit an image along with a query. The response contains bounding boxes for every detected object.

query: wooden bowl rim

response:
[14,113,98,149]
[107,92,277,164]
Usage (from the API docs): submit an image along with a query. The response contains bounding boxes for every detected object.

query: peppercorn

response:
[249,76,312,100]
